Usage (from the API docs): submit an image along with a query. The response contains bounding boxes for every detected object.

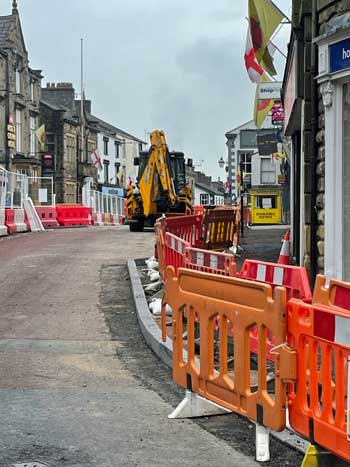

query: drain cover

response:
[11,463,49,467]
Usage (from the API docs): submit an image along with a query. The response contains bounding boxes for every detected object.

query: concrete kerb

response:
[128,257,309,456]
[127,259,173,368]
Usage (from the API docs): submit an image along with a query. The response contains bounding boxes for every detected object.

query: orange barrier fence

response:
[5,208,16,234]
[240,260,312,302]
[193,205,205,216]
[185,247,237,277]
[202,207,240,250]
[163,267,296,431]
[155,218,167,281]
[287,275,350,462]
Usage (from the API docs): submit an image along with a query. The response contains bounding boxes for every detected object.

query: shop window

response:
[255,195,277,209]
[343,83,350,280]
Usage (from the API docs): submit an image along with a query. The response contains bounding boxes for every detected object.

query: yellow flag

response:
[254,74,275,128]
[249,0,284,76]
[35,124,45,151]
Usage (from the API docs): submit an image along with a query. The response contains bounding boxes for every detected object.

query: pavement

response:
[0,226,267,467]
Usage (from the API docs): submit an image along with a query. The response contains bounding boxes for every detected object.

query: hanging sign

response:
[7,114,16,150]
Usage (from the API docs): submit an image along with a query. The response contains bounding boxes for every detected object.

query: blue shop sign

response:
[330,38,350,73]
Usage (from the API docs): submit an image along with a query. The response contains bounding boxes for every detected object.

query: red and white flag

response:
[90,149,102,170]
[244,26,264,83]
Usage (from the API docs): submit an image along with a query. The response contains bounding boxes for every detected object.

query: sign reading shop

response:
[330,38,350,73]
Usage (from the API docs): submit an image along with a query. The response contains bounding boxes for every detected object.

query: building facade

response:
[282,0,350,284]
[225,120,287,222]
[0,1,42,175]
[91,116,146,193]
[40,83,98,203]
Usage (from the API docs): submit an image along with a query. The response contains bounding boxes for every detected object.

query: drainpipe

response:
[4,51,10,170]
[310,0,318,287]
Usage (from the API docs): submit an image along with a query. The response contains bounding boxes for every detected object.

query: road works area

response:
[0,227,303,467]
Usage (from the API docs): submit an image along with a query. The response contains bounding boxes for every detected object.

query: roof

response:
[225,120,255,137]
[90,114,146,144]
[0,13,26,55]
[195,181,223,196]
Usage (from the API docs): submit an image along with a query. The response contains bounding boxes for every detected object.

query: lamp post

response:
[218,157,229,204]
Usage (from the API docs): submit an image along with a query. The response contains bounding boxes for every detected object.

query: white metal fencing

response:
[0,168,55,208]
[82,180,125,220]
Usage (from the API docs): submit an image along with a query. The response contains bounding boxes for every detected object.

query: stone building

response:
[0,1,42,175]
[283,0,350,284]
[40,83,98,203]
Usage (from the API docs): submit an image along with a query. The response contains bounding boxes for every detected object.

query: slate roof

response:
[90,114,146,144]
[0,15,15,46]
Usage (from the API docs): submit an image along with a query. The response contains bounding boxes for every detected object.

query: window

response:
[255,195,277,209]
[29,116,36,156]
[30,81,35,101]
[103,137,109,155]
[65,134,76,163]
[115,141,120,158]
[104,160,109,184]
[15,109,22,153]
[200,193,209,205]
[343,83,350,280]
[46,134,55,156]
[86,139,95,163]
[239,152,252,189]
[260,157,276,184]
[65,182,76,204]
[240,130,257,148]
[139,143,143,153]
[15,69,21,94]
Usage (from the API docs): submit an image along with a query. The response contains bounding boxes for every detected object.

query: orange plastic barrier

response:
[287,275,350,461]
[240,260,312,301]
[35,206,59,228]
[5,208,16,234]
[193,205,205,216]
[163,267,296,431]
[164,233,190,277]
[155,218,167,281]
[56,205,91,227]
[202,208,240,250]
[185,247,237,277]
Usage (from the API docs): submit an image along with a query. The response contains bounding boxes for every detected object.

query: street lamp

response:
[218,157,225,169]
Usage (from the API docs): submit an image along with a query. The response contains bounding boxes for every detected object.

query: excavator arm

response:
[139,130,177,217]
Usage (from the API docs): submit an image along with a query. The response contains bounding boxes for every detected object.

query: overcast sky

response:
[4,0,291,179]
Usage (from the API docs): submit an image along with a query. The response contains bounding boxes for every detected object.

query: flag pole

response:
[80,38,84,165]
[268,0,291,23]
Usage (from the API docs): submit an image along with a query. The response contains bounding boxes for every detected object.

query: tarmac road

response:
[0,226,270,467]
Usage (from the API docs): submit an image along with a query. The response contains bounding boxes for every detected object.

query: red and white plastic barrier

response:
[14,208,28,232]
[0,208,7,237]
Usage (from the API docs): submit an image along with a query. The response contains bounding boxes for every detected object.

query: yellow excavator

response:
[125,130,193,232]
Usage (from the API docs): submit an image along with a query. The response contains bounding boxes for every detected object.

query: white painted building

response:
[92,115,146,194]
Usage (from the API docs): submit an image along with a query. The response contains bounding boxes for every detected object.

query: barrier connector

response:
[272,344,297,383]
[302,444,350,467]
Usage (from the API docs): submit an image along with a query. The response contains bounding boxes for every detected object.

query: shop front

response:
[317,27,350,281]
[250,189,282,225]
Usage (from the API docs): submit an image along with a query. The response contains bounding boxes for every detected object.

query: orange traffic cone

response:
[278,230,290,265]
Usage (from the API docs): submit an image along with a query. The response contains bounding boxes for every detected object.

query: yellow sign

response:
[7,121,16,150]
[252,208,281,224]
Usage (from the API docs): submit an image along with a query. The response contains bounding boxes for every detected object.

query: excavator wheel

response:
[129,221,144,232]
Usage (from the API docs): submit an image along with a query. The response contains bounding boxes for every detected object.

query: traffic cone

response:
[278,230,290,265]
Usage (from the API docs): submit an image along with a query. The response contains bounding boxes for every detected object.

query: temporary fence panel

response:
[164,232,190,277]
[5,171,27,208]
[27,177,55,206]
[163,214,203,247]
[287,275,350,462]
[163,267,296,432]
[185,247,237,277]
[240,260,312,302]
[0,168,7,209]
[202,208,240,250]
